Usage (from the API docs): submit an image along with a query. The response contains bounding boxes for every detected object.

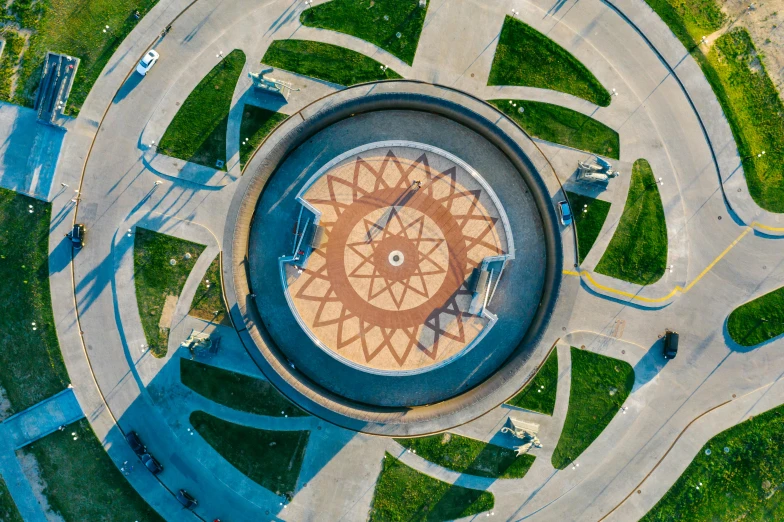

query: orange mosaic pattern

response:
[286,146,509,372]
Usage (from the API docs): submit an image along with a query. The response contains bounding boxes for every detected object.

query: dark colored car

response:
[126,431,146,456]
[67,223,85,249]
[176,489,197,510]
[141,453,163,475]
[663,329,679,359]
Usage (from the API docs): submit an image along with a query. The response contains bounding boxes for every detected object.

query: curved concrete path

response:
[40,0,784,520]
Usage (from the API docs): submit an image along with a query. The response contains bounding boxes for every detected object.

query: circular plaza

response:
[225,81,563,432]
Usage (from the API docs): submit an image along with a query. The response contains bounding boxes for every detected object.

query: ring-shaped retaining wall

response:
[223,81,564,435]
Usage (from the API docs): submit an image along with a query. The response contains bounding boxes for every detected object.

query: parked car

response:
[557,200,572,226]
[141,453,163,475]
[176,489,198,510]
[67,223,85,249]
[125,431,146,456]
[136,50,159,76]
[663,329,679,359]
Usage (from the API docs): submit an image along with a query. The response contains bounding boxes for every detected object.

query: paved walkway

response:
[0,102,64,201]
[0,388,83,449]
[0,388,84,522]
[39,0,784,520]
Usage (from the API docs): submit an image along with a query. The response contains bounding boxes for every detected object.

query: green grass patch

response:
[642,403,784,521]
[704,30,784,212]
[490,99,619,159]
[188,255,229,325]
[133,228,205,358]
[158,49,246,170]
[644,0,783,213]
[551,347,634,469]
[0,29,25,103]
[262,40,402,86]
[727,285,784,347]
[643,0,724,49]
[506,348,558,415]
[0,475,22,522]
[396,433,534,479]
[23,420,162,521]
[239,105,288,170]
[300,0,428,65]
[0,189,69,414]
[488,17,611,107]
[190,410,309,495]
[369,453,494,521]
[595,159,667,285]
[645,0,726,49]
[180,358,306,417]
[13,0,158,114]
[566,191,612,264]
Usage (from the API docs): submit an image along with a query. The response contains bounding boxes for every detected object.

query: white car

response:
[136,50,159,76]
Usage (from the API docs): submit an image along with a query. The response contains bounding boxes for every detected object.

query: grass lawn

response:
[644,0,783,213]
[703,30,784,212]
[642,403,784,521]
[551,347,634,470]
[490,99,619,159]
[23,420,162,521]
[190,411,309,495]
[300,0,428,65]
[727,285,784,347]
[506,348,558,415]
[595,159,668,285]
[488,17,611,107]
[643,0,724,46]
[0,475,22,522]
[565,191,612,264]
[188,255,229,325]
[0,189,69,414]
[370,453,494,521]
[133,228,205,358]
[158,49,245,170]
[180,358,306,417]
[12,0,158,114]
[239,105,288,170]
[262,40,402,86]
[396,433,535,479]
[0,29,25,103]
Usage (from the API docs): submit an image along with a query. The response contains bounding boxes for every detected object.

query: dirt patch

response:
[158,294,178,329]
[0,385,11,421]
[719,1,784,98]
[15,450,64,522]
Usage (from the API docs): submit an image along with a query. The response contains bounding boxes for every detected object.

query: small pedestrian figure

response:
[411,180,422,191]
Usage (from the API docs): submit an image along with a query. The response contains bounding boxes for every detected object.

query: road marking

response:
[752,220,784,233]
[563,227,752,303]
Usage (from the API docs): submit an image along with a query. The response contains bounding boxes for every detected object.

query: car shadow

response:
[114,72,143,104]
[632,337,670,392]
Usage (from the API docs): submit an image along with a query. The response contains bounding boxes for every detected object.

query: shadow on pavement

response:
[0,103,64,199]
[632,337,669,391]
[114,72,143,104]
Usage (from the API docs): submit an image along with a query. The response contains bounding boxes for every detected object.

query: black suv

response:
[663,330,679,359]
[126,431,146,456]
[176,490,197,510]
[67,224,85,249]
[141,453,163,475]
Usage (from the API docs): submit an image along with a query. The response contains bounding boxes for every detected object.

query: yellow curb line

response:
[751,220,784,233]
[563,227,753,303]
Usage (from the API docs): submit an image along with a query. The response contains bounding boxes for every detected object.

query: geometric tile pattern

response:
[286,146,508,372]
